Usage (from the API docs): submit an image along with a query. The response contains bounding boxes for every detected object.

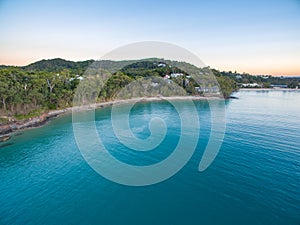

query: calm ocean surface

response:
[0,90,299,225]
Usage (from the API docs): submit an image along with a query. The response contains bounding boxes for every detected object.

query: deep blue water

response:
[0,90,299,225]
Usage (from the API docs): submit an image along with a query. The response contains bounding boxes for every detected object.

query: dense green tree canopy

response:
[2,58,296,118]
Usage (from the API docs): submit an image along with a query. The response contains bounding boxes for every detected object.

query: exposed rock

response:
[0,135,10,142]
[0,110,65,138]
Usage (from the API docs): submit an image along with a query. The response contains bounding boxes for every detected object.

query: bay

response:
[0,90,299,225]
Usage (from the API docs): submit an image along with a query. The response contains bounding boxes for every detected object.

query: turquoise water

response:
[0,90,299,225]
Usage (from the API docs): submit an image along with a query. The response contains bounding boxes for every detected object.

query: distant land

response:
[1,58,299,78]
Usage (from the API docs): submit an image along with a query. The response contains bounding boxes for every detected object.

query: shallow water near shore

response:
[0,90,299,225]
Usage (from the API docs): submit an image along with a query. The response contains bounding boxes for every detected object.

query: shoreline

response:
[0,95,222,141]
[240,88,299,91]
[2,88,299,141]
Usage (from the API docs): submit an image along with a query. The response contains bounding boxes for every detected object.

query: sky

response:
[0,0,299,75]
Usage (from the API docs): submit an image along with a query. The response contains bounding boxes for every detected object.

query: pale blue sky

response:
[0,0,299,75]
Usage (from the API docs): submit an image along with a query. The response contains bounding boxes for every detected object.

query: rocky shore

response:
[0,109,69,142]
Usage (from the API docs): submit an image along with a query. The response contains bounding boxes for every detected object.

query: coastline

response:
[0,95,222,141]
[2,88,299,141]
[240,88,299,91]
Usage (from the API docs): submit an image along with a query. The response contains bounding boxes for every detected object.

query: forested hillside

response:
[0,58,238,119]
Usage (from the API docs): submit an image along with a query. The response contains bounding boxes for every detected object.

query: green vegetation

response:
[0,67,77,116]
[212,69,239,98]
[220,71,300,88]
[0,58,242,118]
[14,109,44,120]
[0,117,9,123]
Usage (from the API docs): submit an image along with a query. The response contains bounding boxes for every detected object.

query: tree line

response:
[0,58,239,119]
